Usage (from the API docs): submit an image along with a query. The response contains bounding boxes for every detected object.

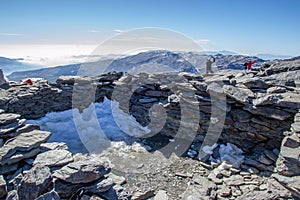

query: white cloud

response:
[114,29,125,33]
[89,30,101,33]
[0,33,23,36]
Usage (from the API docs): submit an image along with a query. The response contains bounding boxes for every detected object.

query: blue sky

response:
[0,0,300,56]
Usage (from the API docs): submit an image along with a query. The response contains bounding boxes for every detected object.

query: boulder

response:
[0,130,51,165]
[223,85,249,105]
[242,77,269,89]
[33,149,73,167]
[17,165,52,200]
[53,160,111,184]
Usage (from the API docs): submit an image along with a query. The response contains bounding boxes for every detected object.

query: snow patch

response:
[26,97,150,154]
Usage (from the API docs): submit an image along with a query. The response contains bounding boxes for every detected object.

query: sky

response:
[0,0,300,61]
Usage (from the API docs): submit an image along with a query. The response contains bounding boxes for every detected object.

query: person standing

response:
[247,60,256,71]
[206,56,215,75]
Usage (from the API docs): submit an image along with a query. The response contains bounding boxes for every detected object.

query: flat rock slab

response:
[0,130,51,165]
[17,165,52,200]
[34,149,73,167]
[223,85,249,105]
[0,113,20,126]
[53,160,111,184]
[0,119,25,138]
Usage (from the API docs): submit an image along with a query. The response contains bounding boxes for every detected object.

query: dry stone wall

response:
[0,61,299,199]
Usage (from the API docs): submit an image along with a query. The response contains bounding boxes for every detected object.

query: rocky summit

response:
[0,58,299,199]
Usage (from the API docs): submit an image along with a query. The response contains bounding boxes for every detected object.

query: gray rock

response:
[56,76,79,85]
[231,109,252,123]
[84,177,113,194]
[218,186,231,197]
[244,159,272,172]
[33,149,73,167]
[0,119,25,138]
[17,165,52,200]
[272,173,300,199]
[0,163,19,175]
[242,77,269,89]
[40,142,68,152]
[154,190,169,200]
[53,160,111,184]
[223,85,249,104]
[247,167,259,174]
[0,130,51,165]
[258,154,274,165]
[132,190,155,200]
[244,105,292,121]
[144,90,169,97]
[35,191,60,200]
[181,175,216,200]
[267,86,287,94]
[54,177,113,198]
[253,94,281,107]
[276,134,300,176]
[0,175,7,199]
[0,113,20,126]
[263,150,278,162]
[2,147,41,166]
[5,190,19,200]
[236,190,284,200]
[108,173,126,185]
[138,98,158,103]
[224,175,244,186]
[53,179,85,198]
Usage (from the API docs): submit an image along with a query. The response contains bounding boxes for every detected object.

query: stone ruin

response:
[0,59,299,199]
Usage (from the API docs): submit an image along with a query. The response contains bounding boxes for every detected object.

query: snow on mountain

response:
[7,50,270,82]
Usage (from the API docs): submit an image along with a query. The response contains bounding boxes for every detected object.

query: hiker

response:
[206,56,215,75]
[243,60,256,72]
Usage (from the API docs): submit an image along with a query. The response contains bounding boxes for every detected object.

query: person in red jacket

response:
[243,60,256,73]
[247,60,256,71]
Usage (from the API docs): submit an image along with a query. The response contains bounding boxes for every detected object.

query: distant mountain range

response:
[0,57,42,75]
[7,50,269,82]
[255,54,293,60]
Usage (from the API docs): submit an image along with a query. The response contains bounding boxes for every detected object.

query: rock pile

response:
[0,72,122,119]
[0,112,130,199]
